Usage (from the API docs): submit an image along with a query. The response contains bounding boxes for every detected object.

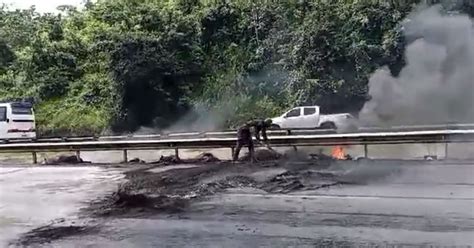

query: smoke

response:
[162,67,291,133]
[163,100,238,133]
[360,5,474,126]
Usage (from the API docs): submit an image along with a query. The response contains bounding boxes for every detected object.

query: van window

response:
[12,106,32,115]
[286,108,300,118]
[0,107,6,121]
[304,107,316,115]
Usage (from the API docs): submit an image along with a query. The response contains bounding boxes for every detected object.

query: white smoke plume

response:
[360,5,474,126]
[162,100,236,132]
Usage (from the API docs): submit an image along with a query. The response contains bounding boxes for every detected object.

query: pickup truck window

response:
[304,107,316,115]
[0,107,6,121]
[286,108,300,118]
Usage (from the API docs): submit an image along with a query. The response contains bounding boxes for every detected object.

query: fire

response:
[331,146,346,160]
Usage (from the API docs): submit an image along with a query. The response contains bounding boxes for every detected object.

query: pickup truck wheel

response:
[320,122,337,130]
[270,124,281,130]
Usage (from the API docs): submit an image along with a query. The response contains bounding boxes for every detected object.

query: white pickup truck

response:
[270,105,358,132]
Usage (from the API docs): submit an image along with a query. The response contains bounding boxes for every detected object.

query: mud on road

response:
[9,149,407,246]
[12,223,99,247]
[83,150,387,218]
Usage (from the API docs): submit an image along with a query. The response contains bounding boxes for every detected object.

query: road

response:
[1,161,472,247]
[0,166,124,247]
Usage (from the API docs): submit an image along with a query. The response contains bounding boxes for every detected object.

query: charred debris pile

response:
[84,148,358,217]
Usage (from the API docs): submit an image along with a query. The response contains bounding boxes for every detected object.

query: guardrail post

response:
[174,148,179,159]
[123,149,128,163]
[444,142,449,159]
[75,151,81,161]
[443,134,449,160]
[231,147,235,159]
[364,144,368,158]
[32,152,37,164]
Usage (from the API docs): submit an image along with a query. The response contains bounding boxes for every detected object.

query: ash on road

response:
[2,150,474,247]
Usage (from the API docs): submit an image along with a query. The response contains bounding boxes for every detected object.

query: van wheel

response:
[270,124,281,130]
[320,122,337,130]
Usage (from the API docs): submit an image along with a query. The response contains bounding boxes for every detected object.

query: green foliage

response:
[282,1,408,112]
[110,34,204,131]
[36,98,108,136]
[0,39,15,73]
[1,0,467,136]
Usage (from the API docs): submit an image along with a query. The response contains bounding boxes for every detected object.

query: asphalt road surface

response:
[0,166,124,247]
[1,162,473,247]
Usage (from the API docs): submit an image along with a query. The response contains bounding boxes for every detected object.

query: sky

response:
[0,0,84,13]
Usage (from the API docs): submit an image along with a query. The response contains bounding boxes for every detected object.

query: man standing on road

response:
[233,119,273,162]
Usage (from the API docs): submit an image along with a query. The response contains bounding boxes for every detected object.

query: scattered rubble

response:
[193,152,220,163]
[147,152,221,166]
[41,155,90,165]
[82,149,404,218]
[259,169,345,193]
[153,155,181,165]
[239,148,283,162]
[309,153,334,160]
[85,151,357,217]
[128,158,147,164]
[11,224,98,247]
[95,190,189,216]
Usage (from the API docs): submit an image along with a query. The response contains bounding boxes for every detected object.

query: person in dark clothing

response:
[233,119,273,162]
[233,122,255,162]
[254,118,274,152]
[249,118,272,142]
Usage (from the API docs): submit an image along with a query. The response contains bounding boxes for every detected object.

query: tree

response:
[0,40,15,73]
[282,1,408,113]
[109,15,203,131]
[0,0,437,135]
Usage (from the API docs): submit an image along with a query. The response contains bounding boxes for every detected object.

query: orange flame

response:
[331,146,346,160]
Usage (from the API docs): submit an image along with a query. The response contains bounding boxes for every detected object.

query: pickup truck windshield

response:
[286,108,300,117]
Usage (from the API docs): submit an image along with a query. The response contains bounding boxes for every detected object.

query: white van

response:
[0,102,37,141]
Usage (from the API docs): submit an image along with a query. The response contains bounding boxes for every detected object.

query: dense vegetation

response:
[0,0,472,136]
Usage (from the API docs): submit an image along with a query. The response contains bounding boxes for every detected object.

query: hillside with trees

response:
[0,0,472,136]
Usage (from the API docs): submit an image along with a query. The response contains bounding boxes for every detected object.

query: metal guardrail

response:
[1,129,474,164]
[2,123,474,163]
[26,123,474,144]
